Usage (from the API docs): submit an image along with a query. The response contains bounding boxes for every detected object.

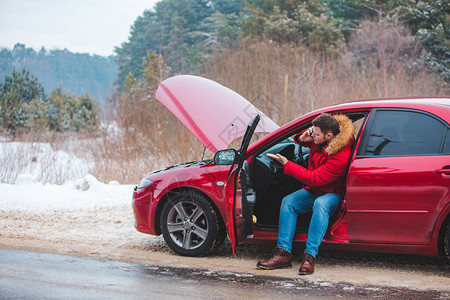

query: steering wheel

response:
[295,144,307,168]
[266,144,308,174]
[269,157,284,174]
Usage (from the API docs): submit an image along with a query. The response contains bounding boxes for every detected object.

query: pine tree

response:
[0,69,45,135]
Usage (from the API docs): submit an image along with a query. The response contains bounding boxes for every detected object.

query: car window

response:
[363,110,446,156]
[258,112,365,160]
[444,128,450,154]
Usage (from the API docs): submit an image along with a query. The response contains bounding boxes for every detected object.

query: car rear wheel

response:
[444,221,450,264]
[160,190,221,256]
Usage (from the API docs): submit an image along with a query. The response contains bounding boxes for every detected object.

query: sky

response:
[0,0,158,56]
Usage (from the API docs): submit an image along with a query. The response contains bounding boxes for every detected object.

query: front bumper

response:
[132,186,157,235]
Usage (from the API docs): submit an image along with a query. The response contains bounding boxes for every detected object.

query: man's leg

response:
[257,189,315,270]
[277,189,316,253]
[299,193,341,275]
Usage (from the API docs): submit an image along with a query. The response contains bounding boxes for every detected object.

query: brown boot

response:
[298,252,315,275]
[256,248,292,270]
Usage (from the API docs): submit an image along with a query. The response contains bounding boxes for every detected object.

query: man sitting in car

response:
[257,113,355,275]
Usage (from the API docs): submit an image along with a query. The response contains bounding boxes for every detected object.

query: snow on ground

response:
[0,139,132,211]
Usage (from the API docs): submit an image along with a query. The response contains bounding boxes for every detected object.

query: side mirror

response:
[214,149,239,165]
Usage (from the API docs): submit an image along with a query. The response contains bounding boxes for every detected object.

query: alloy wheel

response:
[166,201,209,250]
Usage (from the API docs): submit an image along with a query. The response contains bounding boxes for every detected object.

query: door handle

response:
[435,166,450,175]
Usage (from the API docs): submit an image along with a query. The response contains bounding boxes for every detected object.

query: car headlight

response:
[137,177,153,189]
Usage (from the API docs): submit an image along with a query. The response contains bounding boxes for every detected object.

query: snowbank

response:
[0,140,135,212]
[0,174,134,212]
[0,141,94,184]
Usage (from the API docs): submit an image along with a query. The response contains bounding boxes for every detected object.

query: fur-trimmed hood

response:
[325,114,355,156]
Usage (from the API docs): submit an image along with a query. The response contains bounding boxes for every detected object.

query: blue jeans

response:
[277,189,341,257]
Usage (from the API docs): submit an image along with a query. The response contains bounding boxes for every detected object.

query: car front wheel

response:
[160,190,221,256]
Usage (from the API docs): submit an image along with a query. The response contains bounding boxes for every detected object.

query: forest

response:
[0,0,448,183]
[0,43,117,103]
[116,0,448,87]
[0,44,115,136]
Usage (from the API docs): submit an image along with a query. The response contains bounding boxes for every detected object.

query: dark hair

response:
[312,113,340,136]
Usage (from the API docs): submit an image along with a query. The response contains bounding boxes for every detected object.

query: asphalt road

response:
[0,249,447,299]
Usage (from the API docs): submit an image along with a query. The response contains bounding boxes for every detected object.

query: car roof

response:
[256,97,450,149]
[332,97,449,108]
[305,97,450,123]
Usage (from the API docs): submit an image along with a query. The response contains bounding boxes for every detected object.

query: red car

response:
[132,75,450,263]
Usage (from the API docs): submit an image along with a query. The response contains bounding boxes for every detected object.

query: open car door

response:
[225,115,260,256]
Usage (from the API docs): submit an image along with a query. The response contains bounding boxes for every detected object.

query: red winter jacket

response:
[283,114,355,197]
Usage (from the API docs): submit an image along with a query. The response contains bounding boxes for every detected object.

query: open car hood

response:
[155,75,279,152]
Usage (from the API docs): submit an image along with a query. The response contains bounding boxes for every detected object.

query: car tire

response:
[160,190,221,256]
[444,221,450,264]
[215,220,227,249]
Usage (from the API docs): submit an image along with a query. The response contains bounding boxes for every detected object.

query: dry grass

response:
[200,41,445,125]
[0,131,94,184]
[86,88,212,184]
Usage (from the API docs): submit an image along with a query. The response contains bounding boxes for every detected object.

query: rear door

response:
[226,115,260,256]
[346,109,450,244]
